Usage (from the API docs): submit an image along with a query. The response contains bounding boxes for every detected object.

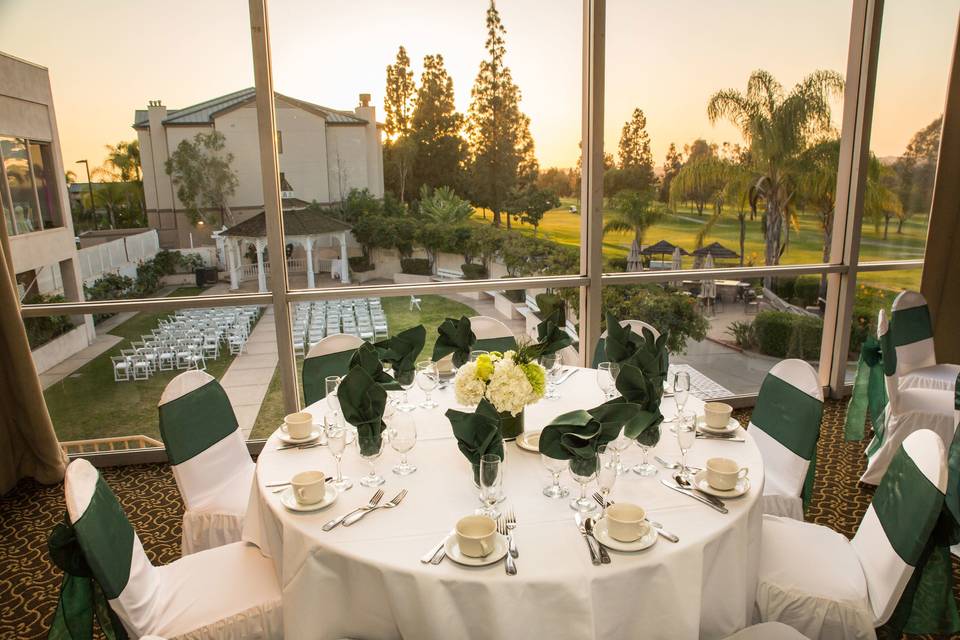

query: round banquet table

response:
[242,367,764,640]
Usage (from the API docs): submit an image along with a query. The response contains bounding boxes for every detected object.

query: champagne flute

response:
[609,432,632,475]
[415,360,439,409]
[325,375,341,414]
[676,418,696,484]
[597,362,620,400]
[389,413,417,475]
[539,353,562,400]
[396,369,416,412]
[325,416,352,492]
[596,445,617,506]
[478,453,502,519]
[568,454,599,514]
[359,437,386,487]
[670,371,690,432]
[541,454,569,498]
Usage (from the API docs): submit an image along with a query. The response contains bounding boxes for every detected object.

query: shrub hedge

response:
[461,263,488,280]
[752,311,823,359]
[400,258,432,276]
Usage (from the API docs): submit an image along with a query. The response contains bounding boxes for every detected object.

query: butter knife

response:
[555,368,578,385]
[421,529,455,564]
[660,479,728,514]
[575,513,601,565]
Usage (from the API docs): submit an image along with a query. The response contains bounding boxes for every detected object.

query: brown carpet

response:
[0,400,956,639]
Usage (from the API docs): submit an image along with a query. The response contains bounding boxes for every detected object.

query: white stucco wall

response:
[326,125,370,202]
[214,105,262,206]
[276,102,330,203]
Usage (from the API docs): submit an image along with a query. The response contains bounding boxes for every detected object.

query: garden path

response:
[218,306,279,438]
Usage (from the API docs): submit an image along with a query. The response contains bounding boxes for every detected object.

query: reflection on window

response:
[29,142,61,229]
[1,136,42,234]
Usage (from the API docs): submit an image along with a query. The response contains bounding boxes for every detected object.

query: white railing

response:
[80,230,161,285]
[286,258,306,273]
[238,258,306,282]
[238,263,260,282]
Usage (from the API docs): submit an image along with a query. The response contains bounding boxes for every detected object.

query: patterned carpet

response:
[0,400,957,639]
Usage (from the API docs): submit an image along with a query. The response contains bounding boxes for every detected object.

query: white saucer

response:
[277,428,322,444]
[279,485,338,512]
[443,533,508,566]
[516,431,541,453]
[693,469,750,498]
[593,517,658,552]
[698,417,740,435]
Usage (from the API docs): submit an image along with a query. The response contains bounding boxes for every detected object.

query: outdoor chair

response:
[410,295,422,311]
[132,355,152,381]
[111,356,131,382]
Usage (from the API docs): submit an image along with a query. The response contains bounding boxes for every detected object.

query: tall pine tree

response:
[659,143,683,202]
[618,108,654,171]
[384,46,416,202]
[466,0,538,227]
[409,54,466,197]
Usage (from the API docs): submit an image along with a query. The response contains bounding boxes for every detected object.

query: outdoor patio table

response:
[243,366,764,640]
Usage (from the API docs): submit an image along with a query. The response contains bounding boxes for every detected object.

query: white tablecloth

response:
[243,367,764,640]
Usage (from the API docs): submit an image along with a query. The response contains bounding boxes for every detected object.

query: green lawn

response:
[43,286,247,443]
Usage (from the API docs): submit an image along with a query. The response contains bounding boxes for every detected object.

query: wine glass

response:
[632,438,658,477]
[325,376,341,414]
[389,413,417,475]
[541,454,569,498]
[596,362,620,400]
[325,415,352,492]
[478,453,503,519]
[415,360,439,409]
[396,369,416,412]
[539,353,562,400]
[671,371,691,432]
[676,417,696,484]
[596,445,617,506]
[609,432,632,475]
[359,436,386,487]
[568,454,599,514]
[469,350,489,362]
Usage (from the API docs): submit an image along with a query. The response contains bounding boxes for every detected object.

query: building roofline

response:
[0,50,48,71]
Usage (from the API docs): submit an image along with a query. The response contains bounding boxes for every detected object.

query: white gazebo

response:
[221,208,353,292]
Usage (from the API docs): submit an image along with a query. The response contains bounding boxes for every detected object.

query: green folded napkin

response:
[603,311,644,363]
[446,398,505,484]
[373,325,426,386]
[534,307,573,357]
[539,401,649,476]
[610,364,665,447]
[337,366,388,456]
[349,342,400,390]
[602,311,670,395]
[432,316,477,368]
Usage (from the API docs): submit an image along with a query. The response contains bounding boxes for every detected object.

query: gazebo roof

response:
[641,239,689,256]
[692,241,739,259]
[221,209,352,239]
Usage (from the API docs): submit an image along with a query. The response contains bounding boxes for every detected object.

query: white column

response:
[228,239,239,290]
[338,232,350,284]
[255,238,267,293]
[304,237,315,289]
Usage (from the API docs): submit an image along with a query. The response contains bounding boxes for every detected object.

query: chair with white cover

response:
[63,459,282,639]
[756,429,947,639]
[750,359,823,520]
[302,333,365,405]
[724,622,807,639]
[158,370,255,555]
[888,291,959,392]
[591,319,660,368]
[860,310,956,485]
[468,315,518,353]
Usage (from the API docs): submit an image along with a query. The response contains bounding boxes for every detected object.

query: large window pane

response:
[1,137,41,234]
[29,142,62,230]
[605,1,850,274]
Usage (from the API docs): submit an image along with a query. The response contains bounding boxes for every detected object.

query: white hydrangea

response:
[486,357,536,416]
[454,362,486,406]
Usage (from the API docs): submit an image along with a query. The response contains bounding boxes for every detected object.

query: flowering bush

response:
[454,350,546,416]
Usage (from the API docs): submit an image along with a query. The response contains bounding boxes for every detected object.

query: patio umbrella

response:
[671,246,683,271]
[642,239,689,263]
[703,253,716,300]
[692,241,739,260]
[627,239,643,271]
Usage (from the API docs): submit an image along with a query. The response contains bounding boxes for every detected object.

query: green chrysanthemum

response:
[522,362,546,397]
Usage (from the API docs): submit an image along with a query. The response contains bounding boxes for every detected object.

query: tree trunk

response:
[896,216,905,234]
[883,214,890,240]
[695,201,704,215]
[492,208,501,227]
[738,214,746,267]
[763,203,783,289]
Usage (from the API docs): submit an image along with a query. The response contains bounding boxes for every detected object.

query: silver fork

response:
[592,492,679,543]
[654,455,702,472]
[506,507,518,558]
[497,517,517,575]
[322,488,383,531]
[342,489,408,526]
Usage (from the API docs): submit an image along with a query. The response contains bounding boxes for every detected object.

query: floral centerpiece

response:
[453,342,546,440]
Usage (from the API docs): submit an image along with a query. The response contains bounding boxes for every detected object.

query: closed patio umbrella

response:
[703,253,717,300]
[627,239,643,271]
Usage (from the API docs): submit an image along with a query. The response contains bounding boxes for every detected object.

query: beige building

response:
[0,52,93,360]
[134,88,384,249]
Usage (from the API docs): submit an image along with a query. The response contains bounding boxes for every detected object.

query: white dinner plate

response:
[515,431,541,453]
[443,533,508,566]
[593,517,658,552]
[697,417,740,435]
[277,428,322,445]
[693,469,750,498]
[279,485,338,512]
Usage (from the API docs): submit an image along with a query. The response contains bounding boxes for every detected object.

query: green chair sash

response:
[158,379,238,466]
[474,336,517,354]
[891,304,934,347]
[302,348,358,405]
[844,337,888,442]
[751,373,823,461]
[72,477,134,601]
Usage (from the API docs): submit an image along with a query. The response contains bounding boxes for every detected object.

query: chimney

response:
[359,93,371,107]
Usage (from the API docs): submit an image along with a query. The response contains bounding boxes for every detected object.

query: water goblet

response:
[396,369,416,412]
[389,413,417,475]
[325,415,352,492]
[597,362,620,400]
[568,454,599,514]
[359,436,386,487]
[676,416,696,484]
[632,439,658,477]
[325,375,341,414]
[609,432,632,475]
[478,453,503,519]
[670,371,691,432]
[541,454,570,498]
[415,360,439,409]
[540,353,562,400]
[597,445,617,506]
[469,350,489,362]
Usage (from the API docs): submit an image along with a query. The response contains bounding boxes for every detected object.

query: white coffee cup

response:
[455,515,497,558]
[290,470,327,505]
[706,457,749,491]
[703,402,733,429]
[605,502,650,542]
[283,412,314,439]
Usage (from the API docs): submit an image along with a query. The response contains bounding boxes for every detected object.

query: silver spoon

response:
[584,516,611,564]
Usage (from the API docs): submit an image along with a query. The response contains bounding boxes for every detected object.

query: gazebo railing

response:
[237,258,306,283]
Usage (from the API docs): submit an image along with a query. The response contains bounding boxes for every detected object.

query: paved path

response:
[39,333,123,390]
[218,307,278,438]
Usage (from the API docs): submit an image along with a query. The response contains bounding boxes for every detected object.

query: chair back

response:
[878,309,902,414]
[302,333,365,404]
[158,371,251,510]
[469,315,518,353]
[889,290,937,378]
[592,319,660,368]
[852,429,948,625]
[65,459,159,637]
[749,359,823,501]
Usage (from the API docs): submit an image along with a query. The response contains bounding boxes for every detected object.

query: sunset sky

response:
[1,0,956,173]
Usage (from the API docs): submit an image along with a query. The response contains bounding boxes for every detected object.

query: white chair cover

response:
[756,429,948,638]
[724,622,808,639]
[159,370,255,555]
[599,319,660,340]
[860,310,955,484]
[889,291,960,393]
[64,459,283,639]
[468,315,514,339]
[305,333,365,360]
[749,360,823,520]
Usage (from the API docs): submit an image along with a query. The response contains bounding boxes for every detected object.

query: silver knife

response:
[575,513,601,565]
[421,529,455,564]
[696,435,745,442]
[555,368,578,385]
[660,479,728,514]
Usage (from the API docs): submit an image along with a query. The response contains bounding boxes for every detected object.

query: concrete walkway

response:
[39,333,123,390]
[218,307,279,438]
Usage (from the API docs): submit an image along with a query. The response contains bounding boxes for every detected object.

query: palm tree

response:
[707,69,844,284]
[603,188,664,258]
[417,185,474,224]
[104,140,145,212]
